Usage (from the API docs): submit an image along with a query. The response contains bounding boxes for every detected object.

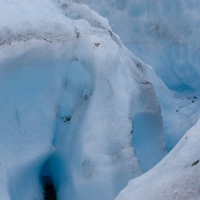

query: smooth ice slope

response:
[0,0,166,199]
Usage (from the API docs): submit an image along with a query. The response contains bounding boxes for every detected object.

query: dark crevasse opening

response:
[42,176,57,200]
[40,161,57,200]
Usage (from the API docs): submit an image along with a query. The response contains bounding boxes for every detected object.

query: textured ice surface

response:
[1,0,199,199]
[77,0,200,151]
[0,0,166,199]
[74,1,200,199]
[77,0,200,91]
[115,118,200,200]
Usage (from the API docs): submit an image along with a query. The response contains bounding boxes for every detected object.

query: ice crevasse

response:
[0,0,166,200]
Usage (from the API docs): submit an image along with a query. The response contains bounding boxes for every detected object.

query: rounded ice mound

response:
[0,0,166,200]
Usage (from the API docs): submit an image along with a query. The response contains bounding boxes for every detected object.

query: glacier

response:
[75,0,200,199]
[77,0,200,91]
[115,118,200,200]
[0,0,200,200]
[0,0,166,199]
[78,0,200,151]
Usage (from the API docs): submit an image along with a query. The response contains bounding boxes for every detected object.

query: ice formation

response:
[1,0,200,199]
[75,1,200,199]
[0,0,166,200]
[77,0,200,91]
[78,0,200,151]
[115,118,200,200]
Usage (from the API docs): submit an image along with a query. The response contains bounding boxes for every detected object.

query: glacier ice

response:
[78,0,200,151]
[115,118,200,200]
[1,0,199,199]
[0,0,166,199]
[77,0,200,91]
[74,1,200,199]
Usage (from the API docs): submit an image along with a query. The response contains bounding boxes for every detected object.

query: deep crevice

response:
[40,161,57,200]
[42,176,57,200]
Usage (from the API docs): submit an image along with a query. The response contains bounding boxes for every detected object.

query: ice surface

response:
[141,63,200,151]
[77,0,200,151]
[2,0,199,199]
[132,112,165,172]
[0,0,166,199]
[74,1,200,199]
[77,0,200,91]
[115,118,200,200]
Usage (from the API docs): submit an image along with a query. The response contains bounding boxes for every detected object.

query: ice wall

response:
[0,0,166,199]
[75,0,200,151]
[77,0,200,91]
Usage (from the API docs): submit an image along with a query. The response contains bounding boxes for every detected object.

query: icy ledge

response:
[0,0,166,200]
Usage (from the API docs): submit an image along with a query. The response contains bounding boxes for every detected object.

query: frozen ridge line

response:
[0,22,121,48]
[0,0,122,48]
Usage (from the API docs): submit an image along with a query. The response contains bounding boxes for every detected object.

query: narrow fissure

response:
[40,161,57,200]
[42,175,57,200]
